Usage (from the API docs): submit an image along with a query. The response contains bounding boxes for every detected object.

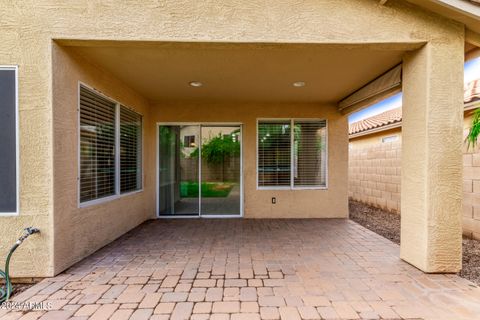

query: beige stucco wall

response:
[0,0,466,276]
[51,45,157,274]
[151,102,348,219]
[349,110,480,240]
[401,39,464,273]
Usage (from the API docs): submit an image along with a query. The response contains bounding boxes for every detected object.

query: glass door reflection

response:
[200,126,241,216]
[158,124,242,217]
[158,125,200,216]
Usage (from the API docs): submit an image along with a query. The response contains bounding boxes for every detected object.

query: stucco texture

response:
[51,45,156,275]
[401,39,464,273]
[0,0,466,276]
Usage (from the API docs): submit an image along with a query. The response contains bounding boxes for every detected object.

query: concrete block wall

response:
[349,112,480,239]
[462,152,480,238]
[349,129,402,213]
[462,113,480,239]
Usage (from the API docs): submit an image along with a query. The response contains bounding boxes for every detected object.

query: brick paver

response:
[212,301,240,313]
[192,302,212,314]
[240,301,259,313]
[5,219,480,319]
[170,302,193,320]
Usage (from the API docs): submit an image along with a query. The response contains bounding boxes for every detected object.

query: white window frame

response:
[0,65,19,216]
[256,118,328,191]
[381,135,398,143]
[78,82,144,208]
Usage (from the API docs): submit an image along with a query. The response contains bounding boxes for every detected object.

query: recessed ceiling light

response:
[189,81,203,87]
[293,81,306,87]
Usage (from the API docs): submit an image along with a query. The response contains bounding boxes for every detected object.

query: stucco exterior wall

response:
[0,0,466,276]
[151,102,348,219]
[51,45,157,274]
[349,110,480,240]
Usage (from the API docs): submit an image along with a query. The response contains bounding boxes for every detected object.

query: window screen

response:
[79,86,116,203]
[0,68,17,213]
[120,106,142,193]
[293,120,327,187]
[258,121,291,187]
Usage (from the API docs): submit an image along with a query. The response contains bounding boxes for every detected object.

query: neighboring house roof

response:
[349,80,480,136]
[349,108,402,135]
[465,79,480,103]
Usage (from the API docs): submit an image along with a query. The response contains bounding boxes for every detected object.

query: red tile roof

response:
[465,79,480,104]
[349,108,402,135]
[349,80,480,135]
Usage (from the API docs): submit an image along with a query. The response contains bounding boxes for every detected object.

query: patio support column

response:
[400,37,464,273]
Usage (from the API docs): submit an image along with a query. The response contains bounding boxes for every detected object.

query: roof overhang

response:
[405,0,480,40]
[338,65,402,115]
[465,99,480,111]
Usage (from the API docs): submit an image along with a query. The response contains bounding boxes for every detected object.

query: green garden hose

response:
[0,227,40,304]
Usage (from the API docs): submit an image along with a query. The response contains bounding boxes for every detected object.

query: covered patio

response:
[3,219,480,320]
[44,31,465,280]
[3,1,480,319]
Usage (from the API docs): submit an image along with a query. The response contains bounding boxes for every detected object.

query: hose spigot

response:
[24,227,40,235]
[1,227,40,303]
[16,227,40,245]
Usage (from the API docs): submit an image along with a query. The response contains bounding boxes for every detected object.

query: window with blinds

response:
[120,106,142,193]
[257,119,327,189]
[79,85,143,204]
[258,121,291,187]
[80,86,116,202]
[293,120,327,187]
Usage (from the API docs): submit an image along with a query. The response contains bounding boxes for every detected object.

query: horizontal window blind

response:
[293,120,327,187]
[120,106,142,193]
[257,119,327,189]
[80,86,116,203]
[258,121,291,187]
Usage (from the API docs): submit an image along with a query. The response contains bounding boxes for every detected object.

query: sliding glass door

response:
[158,125,200,216]
[158,124,242,217]
[200,126,241,216]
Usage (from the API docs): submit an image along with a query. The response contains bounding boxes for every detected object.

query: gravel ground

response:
[11,283,34,296]
[0,281,35,298]
[349,200,480,286]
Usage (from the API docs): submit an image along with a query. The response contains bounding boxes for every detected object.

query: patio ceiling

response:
[61,41,409,104]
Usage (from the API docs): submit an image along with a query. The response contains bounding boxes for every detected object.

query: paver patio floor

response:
[3,219,480,320]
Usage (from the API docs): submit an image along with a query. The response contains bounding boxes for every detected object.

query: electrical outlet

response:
[272,197,276,204]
